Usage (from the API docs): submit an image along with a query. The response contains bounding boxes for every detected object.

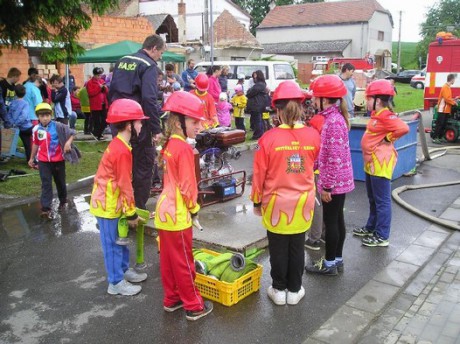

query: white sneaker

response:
[124,268,147,283]
[107,280,142,296]
[287,286,305,305]
[267,286,286,305]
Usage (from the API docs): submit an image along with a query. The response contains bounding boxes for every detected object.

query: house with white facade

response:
[139,0,251,43]
[256,0,393,71]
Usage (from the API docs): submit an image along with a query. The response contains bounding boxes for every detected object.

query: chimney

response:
[178,1,186,44]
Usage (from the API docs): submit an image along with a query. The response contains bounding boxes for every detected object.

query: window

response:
[378,31,384,41]
[274,64,295,80]
[236,66,269,80]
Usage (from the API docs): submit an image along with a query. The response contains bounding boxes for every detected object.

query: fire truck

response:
[424,34,460,110]
[311,57,374,77]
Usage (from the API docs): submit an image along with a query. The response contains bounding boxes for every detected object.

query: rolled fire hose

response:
[392,117,460,230]
[230,252,246,271]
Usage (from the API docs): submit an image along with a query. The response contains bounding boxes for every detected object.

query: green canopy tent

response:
[75,40,185,63]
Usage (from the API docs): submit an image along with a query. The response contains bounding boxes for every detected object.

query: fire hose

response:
[392,111,460,231]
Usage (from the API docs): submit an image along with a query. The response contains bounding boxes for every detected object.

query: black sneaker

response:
[185,301,213,321]
[362,234,389,247]
[352,227,374,237]
[164,301,184,313]
[305,258,338,276]
[304,238,321,251]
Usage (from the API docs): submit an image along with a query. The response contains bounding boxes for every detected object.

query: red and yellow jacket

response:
[154,135,200,231]
[90,135,136,219]
[189,89,218,129]
[251,124,320,234]
[361,108,409,179]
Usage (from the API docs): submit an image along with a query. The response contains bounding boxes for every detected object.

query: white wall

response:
[139,0,250,42]
[367,12,392,55]
[257,23,366,58]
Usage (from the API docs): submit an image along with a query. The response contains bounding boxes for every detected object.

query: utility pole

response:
[397,10,402,74]
[210,0,214,64]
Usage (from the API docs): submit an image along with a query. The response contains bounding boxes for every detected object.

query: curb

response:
[0,175,95,211]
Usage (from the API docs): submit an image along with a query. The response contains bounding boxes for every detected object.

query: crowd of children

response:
[0,61,411,321]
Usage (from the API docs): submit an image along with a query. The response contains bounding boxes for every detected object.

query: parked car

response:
[410,68,426,89]
[386,70,420,83]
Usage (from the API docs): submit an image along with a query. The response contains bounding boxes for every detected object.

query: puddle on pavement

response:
[0,193,98,244]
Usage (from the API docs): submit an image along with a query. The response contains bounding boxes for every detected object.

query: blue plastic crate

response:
[349,118,418,181]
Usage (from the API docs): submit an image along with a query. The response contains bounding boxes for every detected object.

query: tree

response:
[0,0,119,61]
[417,0,460,62]
[232,0,324,35]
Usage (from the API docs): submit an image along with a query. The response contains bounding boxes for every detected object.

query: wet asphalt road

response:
[1,120,460,344]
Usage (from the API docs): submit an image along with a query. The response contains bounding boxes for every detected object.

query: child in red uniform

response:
[90,99,149,296]
[189,73,218,129]
[251,81,321,306]
[154,91,213,321]
[353,80,409,247]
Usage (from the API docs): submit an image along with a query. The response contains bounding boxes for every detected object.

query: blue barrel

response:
[349,118,418,181]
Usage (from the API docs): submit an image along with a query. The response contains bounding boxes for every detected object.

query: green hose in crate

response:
[220,260,258,283]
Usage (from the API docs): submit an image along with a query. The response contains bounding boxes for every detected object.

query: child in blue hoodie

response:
[5,84,33,162]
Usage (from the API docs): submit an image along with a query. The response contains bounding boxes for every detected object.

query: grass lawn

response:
[393,83,424,113]
[0,119,109,198]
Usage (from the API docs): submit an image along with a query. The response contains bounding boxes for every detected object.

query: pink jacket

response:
[317,104,355,195]
[208,75,221,103]
[216,101,232,127]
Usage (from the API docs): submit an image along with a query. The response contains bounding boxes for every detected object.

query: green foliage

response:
[417,0,460,59]
[391,42,421,70]
[0,0,119,62]
[232,0,324,35]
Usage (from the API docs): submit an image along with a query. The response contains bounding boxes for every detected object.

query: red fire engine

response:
[424,33,460,110]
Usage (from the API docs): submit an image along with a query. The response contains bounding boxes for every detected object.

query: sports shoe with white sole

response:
[287,286,305,305]
[164,301,184,312]
[352,227,374,237]
[362,234,389,247]
[124,268,147,283]
[107,279,142,296]
[267,286,286,305]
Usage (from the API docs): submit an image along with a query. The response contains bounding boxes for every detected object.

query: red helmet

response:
[271,81,304,107]
[195,73,209,92]
[106,99,149,124]
[365,79,395,96]
[162,91,206,120]
[310,75,347,98]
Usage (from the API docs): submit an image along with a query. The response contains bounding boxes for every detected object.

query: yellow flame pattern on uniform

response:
[154,186,192,230]
[262,191,314,234]
[365,151,396,180]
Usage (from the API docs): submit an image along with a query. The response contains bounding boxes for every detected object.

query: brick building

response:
[0,15,154,87]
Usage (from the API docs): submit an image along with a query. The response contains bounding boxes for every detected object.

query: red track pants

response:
[159,227,204,311]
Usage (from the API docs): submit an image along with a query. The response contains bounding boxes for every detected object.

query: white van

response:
[194,60,297,93]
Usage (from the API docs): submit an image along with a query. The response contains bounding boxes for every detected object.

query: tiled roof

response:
[105,0,137,16]
[258,0,392,29]
[262,40,351,54]
[214,10,261,48]
[145,14,170,30]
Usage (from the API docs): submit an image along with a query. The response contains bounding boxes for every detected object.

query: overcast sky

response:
[326,0,438,42]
